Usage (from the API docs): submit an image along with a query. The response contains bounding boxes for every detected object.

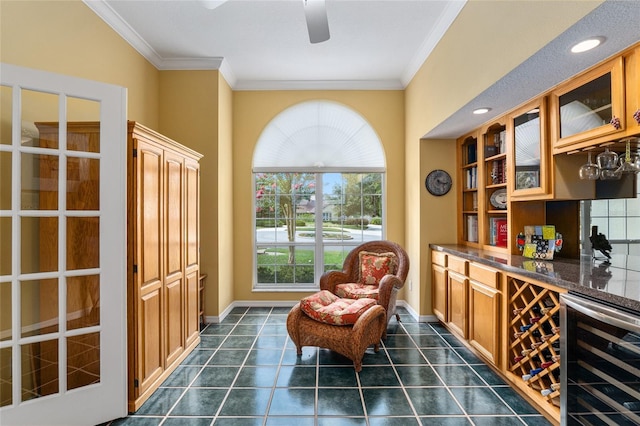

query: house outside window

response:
[252,101,385,290]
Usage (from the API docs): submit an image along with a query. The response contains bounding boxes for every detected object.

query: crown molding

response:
[401,0,466,87]
[84,0,224,71]
[232,79,404,91]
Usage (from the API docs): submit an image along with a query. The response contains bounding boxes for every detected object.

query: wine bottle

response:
[520,324,533,332]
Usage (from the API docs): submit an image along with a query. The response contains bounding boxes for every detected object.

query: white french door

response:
[0,64,127,425]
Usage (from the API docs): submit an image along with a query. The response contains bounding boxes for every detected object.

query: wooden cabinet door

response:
[134,139,165,397]
[164,150,185,366]
[447,271,468,338]
[184,157,200,346]
[469,280,500,364]
[432,264,447,322]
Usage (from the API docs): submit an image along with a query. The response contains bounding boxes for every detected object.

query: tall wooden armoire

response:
[36,121,202,412]
[126,121,202,412]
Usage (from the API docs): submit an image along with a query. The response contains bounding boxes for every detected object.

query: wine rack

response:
[508,276,561,411]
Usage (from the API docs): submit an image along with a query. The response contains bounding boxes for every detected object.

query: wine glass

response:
[579,151,600,180]
[616,137,640,174]
[596,147,618,170]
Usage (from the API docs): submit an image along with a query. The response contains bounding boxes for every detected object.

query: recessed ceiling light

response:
[571,37,604,53]
[473,108,491,115]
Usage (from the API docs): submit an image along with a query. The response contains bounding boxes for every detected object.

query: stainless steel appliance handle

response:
[561,293,640,334]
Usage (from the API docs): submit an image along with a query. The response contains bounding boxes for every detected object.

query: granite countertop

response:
[430,244,640,313]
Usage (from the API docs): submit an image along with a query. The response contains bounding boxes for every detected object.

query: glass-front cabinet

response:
[551,57,625,152]
[509,97,550,200]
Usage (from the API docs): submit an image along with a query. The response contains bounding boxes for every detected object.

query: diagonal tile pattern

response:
[104,307,552,425]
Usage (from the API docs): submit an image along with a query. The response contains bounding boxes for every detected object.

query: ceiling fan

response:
[201,0,330,44]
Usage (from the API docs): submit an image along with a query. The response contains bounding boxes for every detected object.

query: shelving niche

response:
[507,275,564,418]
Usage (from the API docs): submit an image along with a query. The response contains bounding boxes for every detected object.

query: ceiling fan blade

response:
[303,0,330,44]
[200,0,227,10]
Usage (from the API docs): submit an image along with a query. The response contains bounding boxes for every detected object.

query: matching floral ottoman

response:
[286,290,386,372]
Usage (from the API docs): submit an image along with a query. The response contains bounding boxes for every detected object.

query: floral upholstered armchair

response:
[319,240,409,336]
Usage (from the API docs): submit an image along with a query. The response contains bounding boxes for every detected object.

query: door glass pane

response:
[0,218,10,276]
[559,73,611,138]
[514,107,542,190]
[22,340,58,401]
[0,281,10,341]
[67,332,100,390]
[0,152,10,209]
[66,217,99,270]
[0,347,11,407]
[67,157,99,210]
[0,85,11,145]
[22,90,58,149]
[67,275,99,330]
[67,97,100,153]
[21,217,58,274]
[21,278,58,338]
[22,152,58,210]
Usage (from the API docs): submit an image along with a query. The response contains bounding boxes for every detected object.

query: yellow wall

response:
[157,70,222,317]
[0,0,161,127]
[232,90,405,301]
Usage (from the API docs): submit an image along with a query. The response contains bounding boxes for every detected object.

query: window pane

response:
[0,151,10,209]
[0,347,11,407]
[254,171,383,288]
[67,275,100,330]
[67,217,99,270]
[22,90,58,149]
[256,245,314,285]
[22,340,58,401]
[0,217,10,276]
[22,152,59,210]
[67,332,100,390]
[0,85,11,146]
[67,97,100,153]
[22,217,58,274]
[21,278,58,338]
[67,157,99,210]
[0,282,10,342]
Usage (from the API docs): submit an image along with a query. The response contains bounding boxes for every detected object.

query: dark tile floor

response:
[106,307,552,425]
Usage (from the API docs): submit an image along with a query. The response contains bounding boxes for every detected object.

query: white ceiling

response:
[85,0,640,138]
[85,0,465,90]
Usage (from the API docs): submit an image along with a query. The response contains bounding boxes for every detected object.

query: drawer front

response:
[431,250,447,267]
[469,262,499,288]
[447,256,468,275]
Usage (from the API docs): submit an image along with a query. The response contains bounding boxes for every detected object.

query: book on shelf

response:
[465,166,477,189]
[490,158,507,185]
[467,144,477,164]
[489,217,508,247]
[467,215,478,243]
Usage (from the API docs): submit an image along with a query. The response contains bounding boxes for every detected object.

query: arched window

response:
[253,101,386,289]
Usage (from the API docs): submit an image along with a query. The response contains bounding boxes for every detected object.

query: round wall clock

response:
[425,169,452,196]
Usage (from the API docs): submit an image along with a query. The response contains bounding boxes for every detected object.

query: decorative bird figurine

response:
[590,226,612,259]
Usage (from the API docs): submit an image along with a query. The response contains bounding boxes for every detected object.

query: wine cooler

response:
[560,292,640,425]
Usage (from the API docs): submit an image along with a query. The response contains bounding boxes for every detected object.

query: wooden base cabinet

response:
[431,251,561,425]
[127,122,202,412]
[431,251,447,322]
